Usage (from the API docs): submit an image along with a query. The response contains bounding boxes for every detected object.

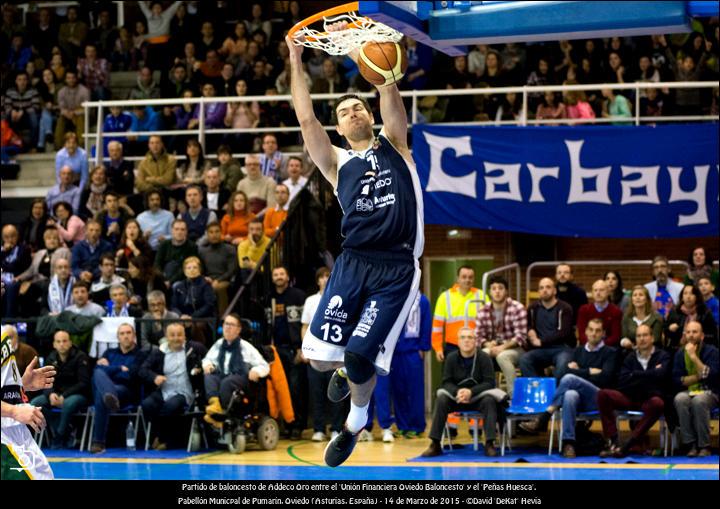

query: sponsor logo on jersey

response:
[328,296,342,309]
[325,295,348,323]
[1,387,24,404]
[356,198,374,212]
[373,193,396,208]
[374,178,392,189]
[377,169,391,177]
[361,184,370,196]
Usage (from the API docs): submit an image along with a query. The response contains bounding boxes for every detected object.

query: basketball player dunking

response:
[286,27,423,467]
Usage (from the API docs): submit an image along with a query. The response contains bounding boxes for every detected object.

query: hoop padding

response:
[290,8,403,56]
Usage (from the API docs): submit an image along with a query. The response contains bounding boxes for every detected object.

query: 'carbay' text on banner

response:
[412,124,719,238]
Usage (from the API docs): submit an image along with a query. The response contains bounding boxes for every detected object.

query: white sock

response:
[345,402,369,434]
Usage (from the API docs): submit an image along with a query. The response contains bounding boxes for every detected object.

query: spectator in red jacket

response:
[577,279,622,346]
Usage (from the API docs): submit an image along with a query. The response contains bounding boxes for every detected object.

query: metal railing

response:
[222,218,287,320]
[481,263,521,303]
[461,263,522,326]
[83,81,719,166]
[525,259,691,306]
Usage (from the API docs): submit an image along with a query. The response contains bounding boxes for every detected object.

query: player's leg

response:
[303,253,366,402]
[323,350,378,467]
[324,257,420,467]
[1,425,54,480]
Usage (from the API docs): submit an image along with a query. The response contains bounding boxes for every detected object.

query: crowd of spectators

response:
[2,3,718,157]
[421,259,718,458]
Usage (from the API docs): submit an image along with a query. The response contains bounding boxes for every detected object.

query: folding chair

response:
[143,410,209,452]
[86,404,146,451]
[441,411,485,452]
[615,410,670,457]
[35,407,92,451]
[501,377,556,456]
[665,406,720,457]
[554,410,601,454]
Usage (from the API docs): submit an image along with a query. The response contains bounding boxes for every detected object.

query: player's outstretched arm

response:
[285,35,338,188]
[377,83,409,155]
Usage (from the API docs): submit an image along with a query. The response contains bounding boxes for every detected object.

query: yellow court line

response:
[671,464,720,470]
[46,456,719,470]
[178,451,224,463]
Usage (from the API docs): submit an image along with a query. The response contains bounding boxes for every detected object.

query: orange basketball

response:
[357,42,408,87]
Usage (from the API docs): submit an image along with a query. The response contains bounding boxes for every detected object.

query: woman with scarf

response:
[80,166,109,219]
[684,246,719,296]
[16,226,71,313]
[115,219,152,270]
[665,285,718,349]
[45,257,75,315]
[50,201,86,247]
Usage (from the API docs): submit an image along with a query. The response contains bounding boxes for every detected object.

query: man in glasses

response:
[201,314,269,427]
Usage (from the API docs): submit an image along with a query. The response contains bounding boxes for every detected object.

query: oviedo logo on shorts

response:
[353,301,379,338]
[325,295,348,323]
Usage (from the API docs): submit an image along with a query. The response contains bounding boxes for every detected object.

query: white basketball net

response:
[291,11,403,55]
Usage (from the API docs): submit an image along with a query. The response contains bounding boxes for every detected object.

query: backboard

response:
[357,1,719,56]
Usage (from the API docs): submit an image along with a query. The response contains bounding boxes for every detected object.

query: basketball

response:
[357,41,408,86]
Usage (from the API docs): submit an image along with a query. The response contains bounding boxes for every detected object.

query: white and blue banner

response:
[412,124,719,238]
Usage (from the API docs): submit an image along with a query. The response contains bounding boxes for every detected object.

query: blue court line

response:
[49,462,718,481]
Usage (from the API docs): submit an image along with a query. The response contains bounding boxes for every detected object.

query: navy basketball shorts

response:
[303,248,421,376]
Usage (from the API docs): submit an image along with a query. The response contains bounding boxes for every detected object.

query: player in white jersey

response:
[1,325,56,480]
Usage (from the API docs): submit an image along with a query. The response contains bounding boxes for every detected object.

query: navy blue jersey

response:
[334,129,424,258]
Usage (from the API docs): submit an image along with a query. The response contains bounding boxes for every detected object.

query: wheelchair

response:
[208,381,280,454]
[207,345,281,454]
[205,319,282,453]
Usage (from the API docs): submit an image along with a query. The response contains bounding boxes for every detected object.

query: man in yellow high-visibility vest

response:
[432,266,487,362]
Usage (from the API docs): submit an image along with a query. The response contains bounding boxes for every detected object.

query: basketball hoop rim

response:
[288,1,361,38]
